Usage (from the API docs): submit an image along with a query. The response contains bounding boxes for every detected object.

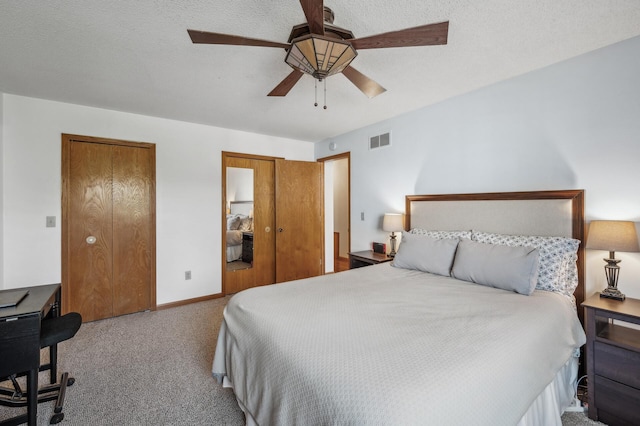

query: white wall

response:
[316,35,640,300]
[323,158,350,272]
[1,94,314,304]
[323,162,334,273]
[333,158,349,258]
[226,167,254,203]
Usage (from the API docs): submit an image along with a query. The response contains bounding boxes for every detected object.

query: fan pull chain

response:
[323,79,327,110]
[313,79,328,110]
[314,79,318,107]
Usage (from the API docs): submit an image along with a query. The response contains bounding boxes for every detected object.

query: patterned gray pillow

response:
[472,231,580,296]
[409,229,472,240]
[226,214,242,230]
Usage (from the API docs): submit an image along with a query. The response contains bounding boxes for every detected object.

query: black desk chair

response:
[0,312,82,425]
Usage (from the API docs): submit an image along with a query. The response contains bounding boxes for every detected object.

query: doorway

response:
[61,134,156,321]
[318,152,350,273]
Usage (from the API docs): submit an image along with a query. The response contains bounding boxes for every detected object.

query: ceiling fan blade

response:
[299,0,325,35]
[342,66,386,98]
[350,21,449,50]
[267,70,305,96]
[188,29,289,49]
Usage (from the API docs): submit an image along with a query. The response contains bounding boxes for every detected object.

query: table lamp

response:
[586,220,640,301]
[383,213,404,257]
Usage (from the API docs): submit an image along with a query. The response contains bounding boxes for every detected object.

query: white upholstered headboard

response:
[405,190,585,314]
[230,201,253,216]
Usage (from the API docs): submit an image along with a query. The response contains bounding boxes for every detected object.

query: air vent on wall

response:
[369,132,391,150]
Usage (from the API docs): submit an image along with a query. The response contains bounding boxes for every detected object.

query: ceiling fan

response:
[188,0,448,100]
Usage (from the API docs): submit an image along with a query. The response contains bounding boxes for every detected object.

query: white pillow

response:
[409,229,472,240]
[452,239,539,295]
[392,232,459,276]
[472,231,580,296]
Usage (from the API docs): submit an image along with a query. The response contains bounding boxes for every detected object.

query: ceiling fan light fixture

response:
[285,34,357,80]
[189,3,447,99]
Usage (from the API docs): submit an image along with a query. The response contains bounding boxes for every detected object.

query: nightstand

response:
[241,232,253,264]
[582,294,640,426]
[348,250,392,269]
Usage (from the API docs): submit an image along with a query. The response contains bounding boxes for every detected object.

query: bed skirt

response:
[226,244,242,262]
[517,355,578,426]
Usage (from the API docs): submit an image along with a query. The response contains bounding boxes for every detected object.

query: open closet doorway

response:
[318,152,350,273]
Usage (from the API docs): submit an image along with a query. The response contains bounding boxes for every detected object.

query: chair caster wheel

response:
[67,377,75,386]
[50,412,64,424]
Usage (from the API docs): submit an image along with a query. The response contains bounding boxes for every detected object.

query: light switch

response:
[46,216,56,227]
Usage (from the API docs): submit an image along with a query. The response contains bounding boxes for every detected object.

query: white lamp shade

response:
[586,220,640,253]
[382,213,404,232]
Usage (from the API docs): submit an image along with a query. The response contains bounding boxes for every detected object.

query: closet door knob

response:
[86,236,97,244]
[277,228,284,233]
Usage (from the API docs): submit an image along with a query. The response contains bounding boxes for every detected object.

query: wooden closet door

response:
[275,159,323,283]
[112,145,153,316]
[63,135,155,321]
[223,155,275,294]
[252,159,276,287]
[67,141,115,321]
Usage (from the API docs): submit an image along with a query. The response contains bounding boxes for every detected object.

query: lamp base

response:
[600,287,626,301]
[388,233,397,257]
[600,257,625,301]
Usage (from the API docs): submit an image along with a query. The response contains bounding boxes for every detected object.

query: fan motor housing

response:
[287,7,354,42]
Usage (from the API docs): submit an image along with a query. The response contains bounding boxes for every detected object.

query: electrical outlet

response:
[361,212,365,221]
[185,271,191,280]
[46,216,56,227]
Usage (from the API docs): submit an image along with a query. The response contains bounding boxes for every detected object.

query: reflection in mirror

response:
[226,167,254,271]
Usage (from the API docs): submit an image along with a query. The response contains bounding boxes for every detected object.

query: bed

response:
[226,201,253,262]
[213,190,587,425]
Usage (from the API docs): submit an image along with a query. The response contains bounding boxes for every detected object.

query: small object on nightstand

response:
[372,242,386,254]
[582,294,640,426]
[586,220,640,301]
[348,250,393,269]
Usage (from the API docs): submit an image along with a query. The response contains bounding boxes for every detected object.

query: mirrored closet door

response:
[222,152,324,295]
[223,153,276,294]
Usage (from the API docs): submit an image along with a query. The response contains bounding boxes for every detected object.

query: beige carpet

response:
[1,297,603,425]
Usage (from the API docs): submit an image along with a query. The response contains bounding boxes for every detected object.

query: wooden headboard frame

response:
[405,190,585,321]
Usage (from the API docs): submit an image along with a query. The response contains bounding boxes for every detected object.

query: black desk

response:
[0,284,60,426]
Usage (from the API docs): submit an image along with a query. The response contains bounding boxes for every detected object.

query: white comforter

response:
[226,230,243,246]
[213,263,586,425]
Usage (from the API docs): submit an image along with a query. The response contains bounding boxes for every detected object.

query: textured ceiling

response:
[1,1,640,142]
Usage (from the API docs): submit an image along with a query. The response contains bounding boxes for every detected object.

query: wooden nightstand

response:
[582,294,640,426]
[348,250,392,269]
